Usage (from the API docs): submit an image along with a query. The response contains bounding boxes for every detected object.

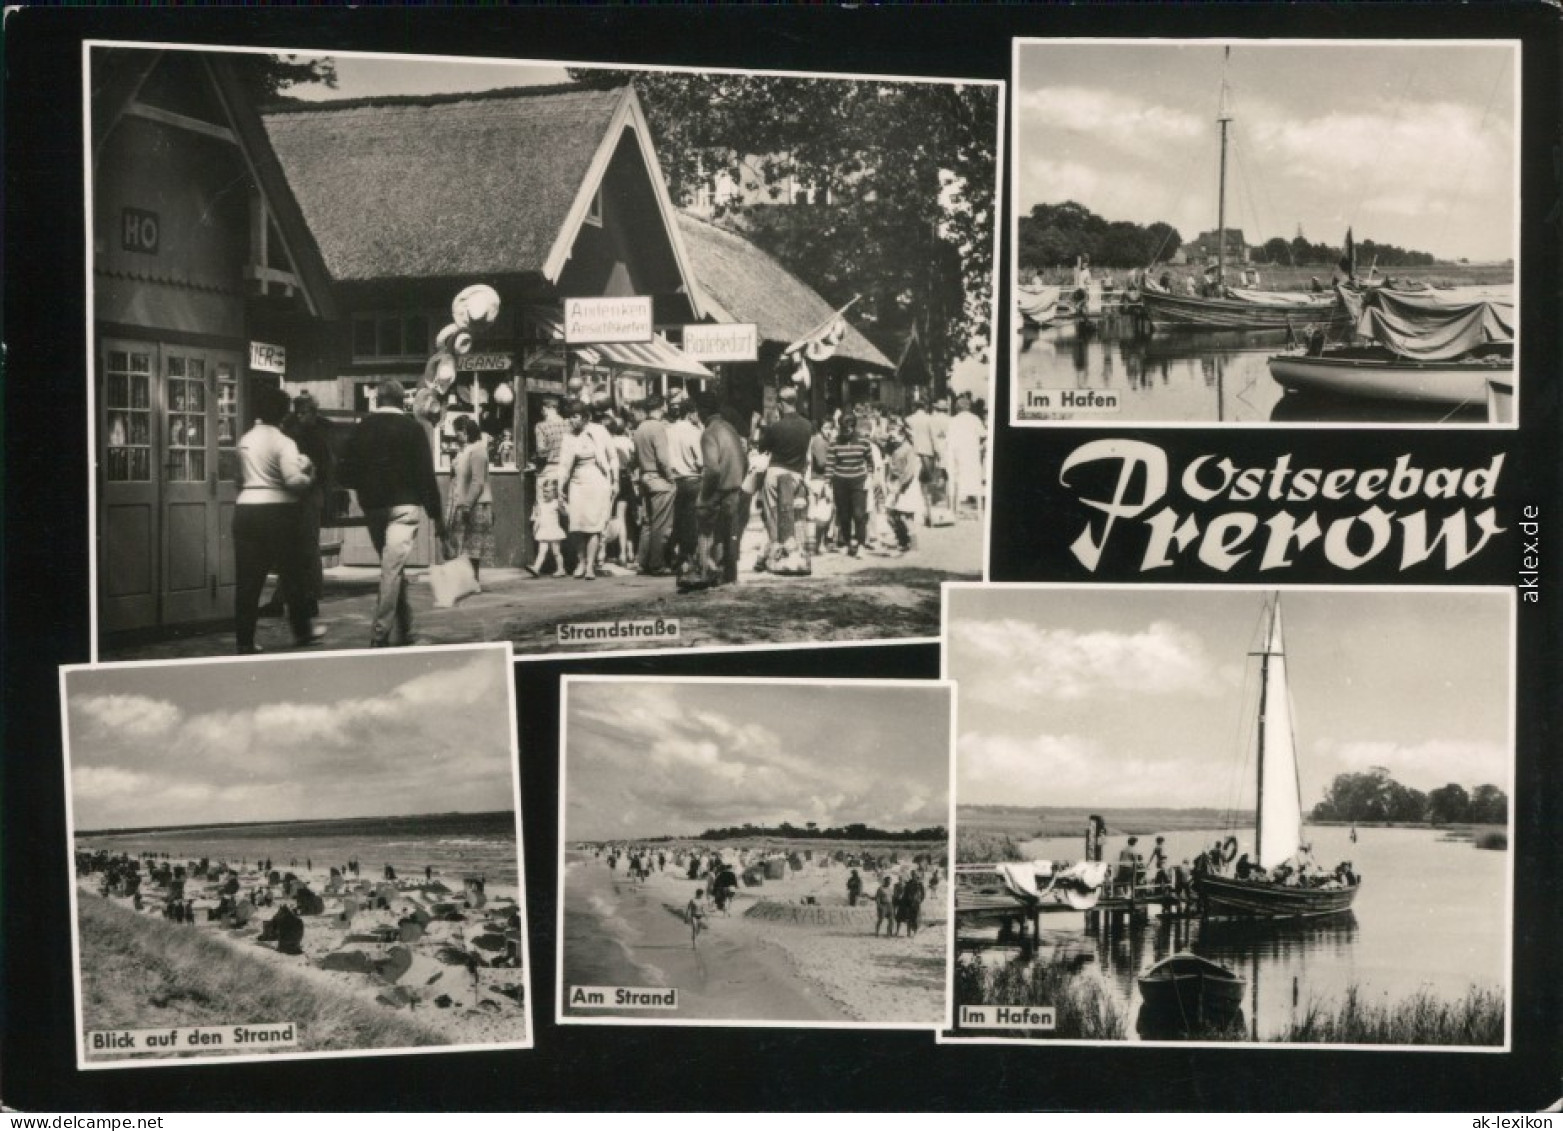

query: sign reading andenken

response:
[565,297,653,345]
[682,323,758,364]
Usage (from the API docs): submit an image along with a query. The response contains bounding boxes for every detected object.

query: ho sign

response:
[121,208,160,255]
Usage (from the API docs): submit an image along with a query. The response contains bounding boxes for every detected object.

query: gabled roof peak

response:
[262,79,627,117]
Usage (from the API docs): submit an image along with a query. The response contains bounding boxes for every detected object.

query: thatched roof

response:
[676,212,893,372]
[261,85,627,284]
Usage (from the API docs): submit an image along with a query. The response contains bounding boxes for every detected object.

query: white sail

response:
[1256,601,1303,868]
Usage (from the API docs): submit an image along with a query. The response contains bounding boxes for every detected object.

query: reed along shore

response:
[77,893,447,1059]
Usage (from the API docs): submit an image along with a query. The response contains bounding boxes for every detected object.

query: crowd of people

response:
[1104,833,1362,906]
[523,385,988,589]
[230,377,987,653]
[590,842,943,948]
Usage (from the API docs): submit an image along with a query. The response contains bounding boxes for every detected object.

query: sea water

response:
[76,811,521,887]
[559,853,669,996]
[1015,319,1488,425]
[982,823,1507,1041]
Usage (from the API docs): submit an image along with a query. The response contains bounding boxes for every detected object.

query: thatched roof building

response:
[676,212,893,372]
[261,83,705,317]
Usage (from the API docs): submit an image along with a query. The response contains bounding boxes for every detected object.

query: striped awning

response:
[528,307,713,381]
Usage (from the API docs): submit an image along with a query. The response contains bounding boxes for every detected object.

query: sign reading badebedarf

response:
[565,297,653,345]
[682,323,758,363]
[249,341,286,374]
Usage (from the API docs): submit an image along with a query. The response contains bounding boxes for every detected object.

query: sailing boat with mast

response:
[1139,51,1340,333]
[1195,597,1362,919]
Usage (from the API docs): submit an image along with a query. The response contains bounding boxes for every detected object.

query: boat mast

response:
[1255,597,1269,867]
[1216,48,1233,288]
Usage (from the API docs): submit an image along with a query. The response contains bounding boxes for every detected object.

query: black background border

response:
[5,3,1561,1111]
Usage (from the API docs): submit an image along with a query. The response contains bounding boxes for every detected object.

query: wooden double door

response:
[98,337,243,633]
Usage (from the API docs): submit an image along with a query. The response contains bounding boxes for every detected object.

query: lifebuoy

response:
[1219,836,1239,865]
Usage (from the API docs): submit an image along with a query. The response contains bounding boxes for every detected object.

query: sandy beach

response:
[76,852,528,1059]
[563,848,947,1026]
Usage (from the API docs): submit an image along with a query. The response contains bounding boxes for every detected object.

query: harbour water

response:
[1015,317,1488,425]
[76,811,522,887]
[967,823,1507,1042]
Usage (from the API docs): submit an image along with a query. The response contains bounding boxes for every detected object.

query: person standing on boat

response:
[1117,836,1141,895]
[1148,836,1169,882]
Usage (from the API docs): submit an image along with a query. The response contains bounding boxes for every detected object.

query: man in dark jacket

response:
[340,380,447,646]
[681,392,746,590]
[756,385,812,567]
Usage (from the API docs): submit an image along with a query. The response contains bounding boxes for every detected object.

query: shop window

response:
[165,354,207,482]
[216,362,239,481]
[104,350,153,482]
[352,312,432,362]
[436,372,522,472]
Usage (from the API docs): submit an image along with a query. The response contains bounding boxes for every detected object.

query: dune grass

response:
[77,893,448,1058]
[1277,984,1504,1046]
[956,829,1025,864]
[955,954,1127,1040]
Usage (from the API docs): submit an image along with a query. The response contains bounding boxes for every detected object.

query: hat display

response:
[436,323,474,356]
[452,284,502,331]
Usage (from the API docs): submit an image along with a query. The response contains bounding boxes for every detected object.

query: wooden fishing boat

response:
[1268,349,1512,406]
[1136,952,1246,1027]
[1140,278,1339,332]
[1195,598,1362,921]
[1487,375,1515,423]
[1269,284,1514,409]
[1137,51,1343,333]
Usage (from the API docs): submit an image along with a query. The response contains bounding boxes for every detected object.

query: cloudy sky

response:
[286,52,570,101]
[948,587,1510,811]
[66,647,516,831]
[1016,41,1517,263]
[564,680,952,842]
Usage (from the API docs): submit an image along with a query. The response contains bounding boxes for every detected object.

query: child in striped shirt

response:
[826,414,874,556]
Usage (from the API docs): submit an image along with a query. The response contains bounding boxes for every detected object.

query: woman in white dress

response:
[557,399,612,580]
[944,393,987,520]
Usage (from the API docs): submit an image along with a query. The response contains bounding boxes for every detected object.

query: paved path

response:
[102,511,986,661]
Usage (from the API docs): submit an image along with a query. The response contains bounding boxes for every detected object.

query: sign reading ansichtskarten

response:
[565,297,653,345]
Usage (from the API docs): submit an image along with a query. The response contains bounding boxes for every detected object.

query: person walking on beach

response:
[846,868,863,907]
[686,888,707,948]
[340,379,447,648]
[898,870,926,937]
[874,875,895,936]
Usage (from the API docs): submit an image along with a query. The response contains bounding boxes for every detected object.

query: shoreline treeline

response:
[691,822,947,843]
[1019,201,1454,271]
[1310,768,1507,826]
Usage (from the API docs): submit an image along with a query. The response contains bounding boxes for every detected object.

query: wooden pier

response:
[954,816,1193,951]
